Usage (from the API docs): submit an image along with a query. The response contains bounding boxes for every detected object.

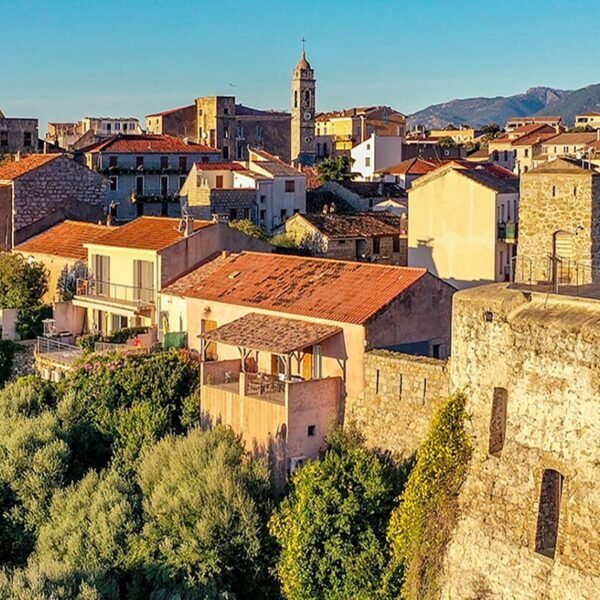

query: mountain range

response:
[408,84,600,129]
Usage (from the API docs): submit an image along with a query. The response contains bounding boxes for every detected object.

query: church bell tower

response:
[291,43,316,166]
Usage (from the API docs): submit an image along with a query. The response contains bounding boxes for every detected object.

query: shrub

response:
[131,426,276,598]
[0,340,19,387]
[0,253,48,310]
[229,219,270,242]
[270,427,410,600]
[386,392,472,600]
[16,304,52,340]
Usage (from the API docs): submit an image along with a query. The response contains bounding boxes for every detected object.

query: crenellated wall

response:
[345,349,449,458]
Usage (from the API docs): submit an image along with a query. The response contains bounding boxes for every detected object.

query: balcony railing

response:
[498,221,518,243]
[75,278,156,307]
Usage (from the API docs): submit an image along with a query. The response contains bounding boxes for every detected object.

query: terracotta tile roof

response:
[145,104,194,118]
[507,116,561,123]
[510,130,558,147]
[203,312,342,354]
[16,220,109,260]
[235,104,289,117]
[528,157,598,174]
[162,251,428,324]
[196,161,246,171]
[299,212,406,238]
[458,167,519,193]
[0,154,61,181]
[491,123,556,146]
[86,216,214,251]
[82,134,218,154]
[378,157,444,175]
[541,132,598,146]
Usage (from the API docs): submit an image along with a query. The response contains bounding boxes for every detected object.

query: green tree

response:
[269,428,410,600]
[229,219,270,242]
[316,156,353,183]
[131,426,275,598]
[0,253,47,310]
[386,393,472,600]
[33,468,137,596]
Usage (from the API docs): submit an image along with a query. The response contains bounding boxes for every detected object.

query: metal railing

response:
[498,221,518,242]
[94,341,160,355]
[75,278,156,306]
[513,256,600,297]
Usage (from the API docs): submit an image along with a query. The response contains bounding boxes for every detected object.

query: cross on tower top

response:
[301,37,306,53]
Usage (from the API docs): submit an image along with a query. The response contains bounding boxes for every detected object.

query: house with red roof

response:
[0,154,108,250]
[61,216,270,337]
[180,147,305,232]
[159,251,454,471]
[79,134,220,221]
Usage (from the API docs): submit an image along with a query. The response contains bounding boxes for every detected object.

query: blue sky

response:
[2,0,600,132]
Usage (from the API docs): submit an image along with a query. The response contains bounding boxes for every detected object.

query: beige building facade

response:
[408,163,519,288]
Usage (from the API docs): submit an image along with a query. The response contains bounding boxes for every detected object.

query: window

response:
[179,175,186,189]
[224,126,229,139]
[222,146,229,159]
[365,157,371,167]
[375,369,380,394]
[307,425,316,437]
[260,194,266,204]
[489,387,508,456]
[373,237,381,254]
[114,122,121,131]
[160,175,168,196]
[256,125,263,138]
[552,185,556,197]
[432,343,441,359]
[179,156,187,171]
[535,469,564,559]
[223,107,229,115]
[243,207,250,219]
[109,176,118,191]
[0,131,8,146]
[503,150,508,161]
[106,123,112,133]
[23,132,32,146]
[499,250,504,275]
[136,176,144,196]
[160,156,169,169]
[136,156,144,169]
[215,175,224,189]
[393,235,400,253]
[259,209,266,222]
[109,155,118,168]
[293,208,300,214]
[524,148,529,158]
[229,208,237,221]
[294,90,298,109]
[285,180,295,193]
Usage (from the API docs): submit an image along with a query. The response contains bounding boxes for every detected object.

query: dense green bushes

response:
[386,392,472,599]
[0,340,19,387]
[0,348,473,599]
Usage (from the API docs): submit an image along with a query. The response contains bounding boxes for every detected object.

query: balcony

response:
[498,221,518,243]
[74,278,155,314]
[130,189,181,203]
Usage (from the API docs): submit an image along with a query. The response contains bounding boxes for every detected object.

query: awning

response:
[201,312,341,355]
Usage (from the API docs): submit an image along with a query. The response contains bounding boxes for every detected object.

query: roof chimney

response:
[184,215,194,237]
[597,129,600,142]
[15,151,21,162]
[221,250,230,259]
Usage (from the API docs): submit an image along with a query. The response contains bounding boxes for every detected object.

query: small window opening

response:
[489,387,508,456]
[535,469,564,559]
[307,425,316,437]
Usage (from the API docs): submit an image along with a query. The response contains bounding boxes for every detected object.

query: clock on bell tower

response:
[291,42,316,166]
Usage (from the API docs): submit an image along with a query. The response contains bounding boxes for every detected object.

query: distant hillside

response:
[535,83,600,125]
[408,87,568,129]
[409,83,600,129]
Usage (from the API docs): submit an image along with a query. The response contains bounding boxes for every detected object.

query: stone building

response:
[0,109,39,155]
[146,97,292,163]
[0,154,108,250]
[159,252,455,474]
[79,134,220,221]
[441,283,600,599]
[515,157,600,286]
[46,117,143,150]
[181,148,306,232]
[283,211,408,265]
[145,105,196,139]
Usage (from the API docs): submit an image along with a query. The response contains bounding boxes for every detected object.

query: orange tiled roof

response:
[86,216,214,251]
[82,134,218,154]
[0,154,61,181]
[162,251,428,324]
[196,162,246,171]
[378,157,444,175]
[16,220,109,260]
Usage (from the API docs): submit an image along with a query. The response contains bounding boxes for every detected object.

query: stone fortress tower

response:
[290,44,316,166]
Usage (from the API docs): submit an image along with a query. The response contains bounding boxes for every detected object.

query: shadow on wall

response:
[409,238,494,290]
